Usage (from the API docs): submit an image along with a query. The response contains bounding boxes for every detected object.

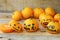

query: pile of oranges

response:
[0,7,60,34]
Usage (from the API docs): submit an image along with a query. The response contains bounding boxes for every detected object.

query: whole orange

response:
[22,7,33,19]
[12,10,22,21]
[34,8,45,18]
[39,14,54,28]
[45,7,55,17]
[0,24,14,33]
[24,18,39,32]
[47,21,60,34]
[9,20,22,32]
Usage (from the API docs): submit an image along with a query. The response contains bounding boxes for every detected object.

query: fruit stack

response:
[0,7,60,34]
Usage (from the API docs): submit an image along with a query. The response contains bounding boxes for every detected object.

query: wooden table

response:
[0,13,60,40]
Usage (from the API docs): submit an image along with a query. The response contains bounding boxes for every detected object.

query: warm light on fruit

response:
[45,7,55,17]
[34,8,45,18]
[47,21,60,34]
[0,6,60,34]
[9,20,22,32]
[59,20,60,24]
[54,14,60,22]
[39,14,53,28]
[0,24,14,33]
[24,18,39,32]
[22,7,33,19]
[12,10,22,21]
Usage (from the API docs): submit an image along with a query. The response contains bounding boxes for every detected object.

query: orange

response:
[47,21,60,34]
[24,18,39,32]
[12,10,22,21]
[22,7,33,19]
[54,13,60,22]
[34,8,45,18]
[39,14,54,28]
[9,20,22,32]
[39,13,46,19]
[45,7,55,17]
[0,24,14,33]
[59,20,60,24]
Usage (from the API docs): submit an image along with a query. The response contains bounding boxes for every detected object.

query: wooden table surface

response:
[0,13,60,40]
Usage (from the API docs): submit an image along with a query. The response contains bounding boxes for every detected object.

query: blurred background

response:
[0,0,60,13]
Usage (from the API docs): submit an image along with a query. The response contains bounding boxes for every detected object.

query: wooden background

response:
[0,0,60,13]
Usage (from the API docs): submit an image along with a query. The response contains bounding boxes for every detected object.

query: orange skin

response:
[45,7,55,17]
[54,14,60,22]
[59,20,60,24]
[9,20,22,32]
[12,10,22,21]
[47,22,60,34]
[11,23,22,33]
[22,7,33,19]
[0,24,14,33]
[34,8,45,18]
[39,14,54,28]
[24,18,39,32]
